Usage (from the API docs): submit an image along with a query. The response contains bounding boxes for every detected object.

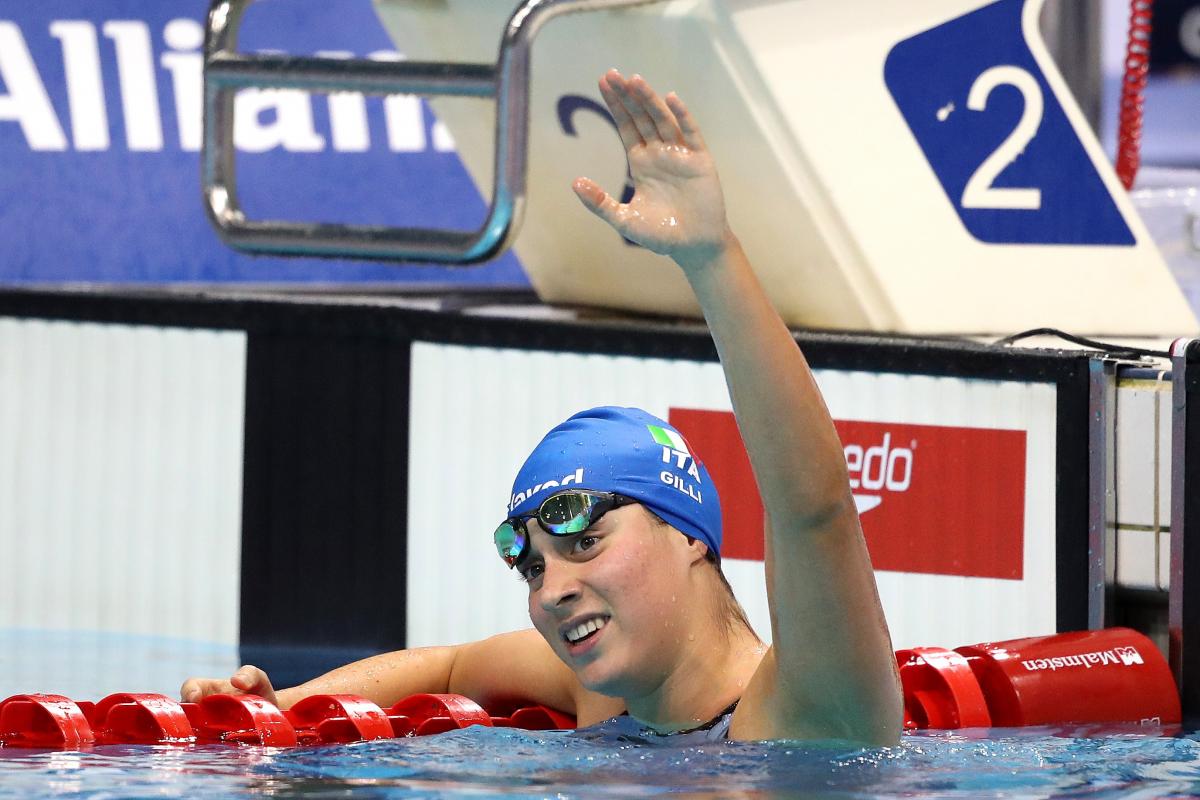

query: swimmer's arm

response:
[182,628,622,723]
[448,628,626,726]
[679,242,900,746]
[573,71,900,744]
[181,647,459,710]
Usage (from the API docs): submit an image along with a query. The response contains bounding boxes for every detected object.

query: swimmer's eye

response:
[517,535,599,583]
[517,562,544,583]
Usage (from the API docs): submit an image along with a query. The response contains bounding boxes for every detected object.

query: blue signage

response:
[0,0,528,285]
[884,0,1135,246]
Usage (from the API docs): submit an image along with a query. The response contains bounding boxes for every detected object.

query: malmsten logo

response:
[1022,646,1145,672]
[666,410,1028,580]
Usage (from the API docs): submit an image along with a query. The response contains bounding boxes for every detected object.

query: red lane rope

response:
[0,692,577,749]
[0,629,1180,749]
[1116,0,1155,189]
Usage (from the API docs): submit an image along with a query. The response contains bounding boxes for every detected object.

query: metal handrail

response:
[202,0,663,264]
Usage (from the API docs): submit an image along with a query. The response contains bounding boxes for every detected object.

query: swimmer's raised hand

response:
[574,69,901,743]
[573,70,732,270]
[180,665,280,708]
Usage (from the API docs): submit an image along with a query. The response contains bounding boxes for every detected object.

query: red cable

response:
[1116,0,1154,190]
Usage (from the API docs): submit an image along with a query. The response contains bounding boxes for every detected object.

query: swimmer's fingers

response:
[665,92,706,153]
[180,676,234,703]
[180,665,279,707]
[230,664,279,706]
[599,71,644,152]
[605,71,660,144]
[572,177,629,235]
[629,74,684,144]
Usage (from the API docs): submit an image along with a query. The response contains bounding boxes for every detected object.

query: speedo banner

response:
[0,0,527,285]
[670,409,1027,580]
[406,342,1058,650]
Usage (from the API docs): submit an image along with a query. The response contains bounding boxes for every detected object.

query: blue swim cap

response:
[506,407,722,558]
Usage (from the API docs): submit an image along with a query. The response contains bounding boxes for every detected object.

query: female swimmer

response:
[182,70,902,745]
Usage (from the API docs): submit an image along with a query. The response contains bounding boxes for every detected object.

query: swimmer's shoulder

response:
[727,644,782,741]
[729,644,861,740]
[728,645,897,744]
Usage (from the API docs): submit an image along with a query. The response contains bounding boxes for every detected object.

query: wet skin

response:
[521,505,711,702]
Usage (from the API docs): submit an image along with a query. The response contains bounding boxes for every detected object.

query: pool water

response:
[3,632,1196,797]
[2,718,1199,799]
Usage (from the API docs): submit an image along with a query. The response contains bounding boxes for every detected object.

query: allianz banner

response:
[0,0,528,285]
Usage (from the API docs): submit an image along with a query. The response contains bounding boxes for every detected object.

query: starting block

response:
[375,0,1196,334]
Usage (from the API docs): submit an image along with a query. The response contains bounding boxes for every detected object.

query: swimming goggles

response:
[494,490,635,568]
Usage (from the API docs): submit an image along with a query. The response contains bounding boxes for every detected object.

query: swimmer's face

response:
[521,503,705,696]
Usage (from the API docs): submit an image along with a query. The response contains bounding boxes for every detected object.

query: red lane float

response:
[895,647,991,730]
[286,694,394,744]
[387,693,494,736]
[0,628,1180,748]
[88,693,196,745]
[0,690,575,749]
[508,704,577,731]
[0,694,95,748]
[899,627,1180,730]
[188,693,298,746]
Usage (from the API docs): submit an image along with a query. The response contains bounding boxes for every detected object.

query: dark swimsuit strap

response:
[676,699,740,735]
[623,699,741,737]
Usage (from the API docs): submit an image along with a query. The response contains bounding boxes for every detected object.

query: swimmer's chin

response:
[571,664,641,700]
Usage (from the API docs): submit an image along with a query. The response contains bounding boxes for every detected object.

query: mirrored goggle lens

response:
[539,492,604,534]
[494,521,527,566]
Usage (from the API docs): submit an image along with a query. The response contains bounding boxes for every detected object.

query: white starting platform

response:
[371,0,1196,334]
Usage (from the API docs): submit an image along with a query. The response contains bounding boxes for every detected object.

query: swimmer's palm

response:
[577,142,727,263]
[625,143,727,257]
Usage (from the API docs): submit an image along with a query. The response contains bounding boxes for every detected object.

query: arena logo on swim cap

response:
[508,468,585,512]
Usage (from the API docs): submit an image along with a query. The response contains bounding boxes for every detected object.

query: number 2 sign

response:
[884,0,1135,246]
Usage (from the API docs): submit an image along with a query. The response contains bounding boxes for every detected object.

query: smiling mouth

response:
[564,616,610,645]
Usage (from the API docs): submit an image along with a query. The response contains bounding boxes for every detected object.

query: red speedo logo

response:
[844,431,912,515]
[669,410,1028,580]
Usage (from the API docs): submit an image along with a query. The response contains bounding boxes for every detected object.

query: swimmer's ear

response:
[683,535,709,564]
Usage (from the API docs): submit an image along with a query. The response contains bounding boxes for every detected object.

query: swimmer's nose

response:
[538,562,583,610]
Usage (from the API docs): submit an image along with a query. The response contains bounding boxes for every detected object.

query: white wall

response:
[0,318,246,646]
[1114,373,1174,591]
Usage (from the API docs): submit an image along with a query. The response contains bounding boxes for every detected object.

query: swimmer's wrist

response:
[673,228,740,275]
[272,686,298,710]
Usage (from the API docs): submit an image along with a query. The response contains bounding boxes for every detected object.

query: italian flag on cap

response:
[648,424,688,452]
